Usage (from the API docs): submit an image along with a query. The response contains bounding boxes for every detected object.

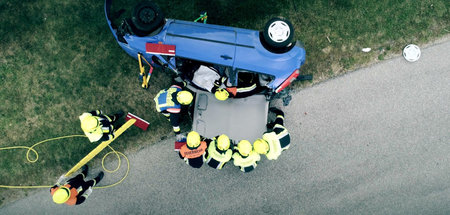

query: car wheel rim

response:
[139,7,156,24]
[403,44,421,62]
[268,21,291,43]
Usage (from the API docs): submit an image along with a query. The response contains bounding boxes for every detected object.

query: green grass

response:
[0,0,448,206]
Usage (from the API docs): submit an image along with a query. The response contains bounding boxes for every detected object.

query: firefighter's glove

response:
[266,122,275,130]
[56,175,67,185]
[176,134,185,142]
[173,76,186,87]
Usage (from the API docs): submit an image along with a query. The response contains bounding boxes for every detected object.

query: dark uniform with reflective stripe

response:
[269,110,290,149]
[263,108,291,160]
[50,173,98,205]
[80,110,120,143]
[154,85,183,134]
[232,150,260,173]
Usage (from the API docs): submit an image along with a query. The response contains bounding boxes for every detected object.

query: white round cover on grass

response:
[403,44,421,62]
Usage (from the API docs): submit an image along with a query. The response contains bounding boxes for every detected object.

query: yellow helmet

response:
[214,88,229,101]
[237,140,252,157]
[53,187,70,204]
[253,139,269,154]
[216,134,230,151]
[186,131,201,148]
[80,115,99,132]
[177,90,193,105]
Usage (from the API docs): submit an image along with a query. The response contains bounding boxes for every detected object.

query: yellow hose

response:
[0,134,131,189]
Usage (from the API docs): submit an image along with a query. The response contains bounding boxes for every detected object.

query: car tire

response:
[131,1,165,36]
[262,17,294,49]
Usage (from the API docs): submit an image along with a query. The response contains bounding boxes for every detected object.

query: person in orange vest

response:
[179,131,207,168]
[50,165,103,205]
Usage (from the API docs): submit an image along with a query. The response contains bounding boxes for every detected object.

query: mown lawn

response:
[0,0,448,206]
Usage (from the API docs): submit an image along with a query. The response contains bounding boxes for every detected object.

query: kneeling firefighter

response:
[79,110,124,143]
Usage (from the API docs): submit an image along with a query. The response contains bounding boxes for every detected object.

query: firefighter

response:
[232,140,261,173]
[79,110,124,143]
[211,74,264,101]
[154,85,193,140]
[205,134,233,169]
[50,165,103,205]
[253,108,290,160]
[179,131,207,168]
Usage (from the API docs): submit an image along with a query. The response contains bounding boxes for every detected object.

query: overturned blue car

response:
[105,0,306,98]
[105,0,307,140]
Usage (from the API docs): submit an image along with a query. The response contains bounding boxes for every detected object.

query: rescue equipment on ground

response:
[138,53,154,89]
[0,134,129,189]
[65,119,136,177]
[194,12,208,23]
[126,112,150,131]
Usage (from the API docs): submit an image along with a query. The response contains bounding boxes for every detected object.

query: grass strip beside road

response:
[0,0,448,206]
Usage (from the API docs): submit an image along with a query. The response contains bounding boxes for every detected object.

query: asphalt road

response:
[2,39,449,215]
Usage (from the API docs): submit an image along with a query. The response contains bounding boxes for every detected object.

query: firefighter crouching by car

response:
[211,76,264,101]
[232,140,261,173]
[179,131,207,168]
[79,110,124,143]
[205,134,233,170]
[253,108,290,160]
[154,85,194,140]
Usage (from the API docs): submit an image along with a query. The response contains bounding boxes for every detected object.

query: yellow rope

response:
[0,135,130,189]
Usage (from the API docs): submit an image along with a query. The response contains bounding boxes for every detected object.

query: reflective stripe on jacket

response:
[79,113,114,143]
[232,151,260,172]
[262,132,282,160]
[206,140,232,169]
[273,124,290,149]
[154,85,182,113]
